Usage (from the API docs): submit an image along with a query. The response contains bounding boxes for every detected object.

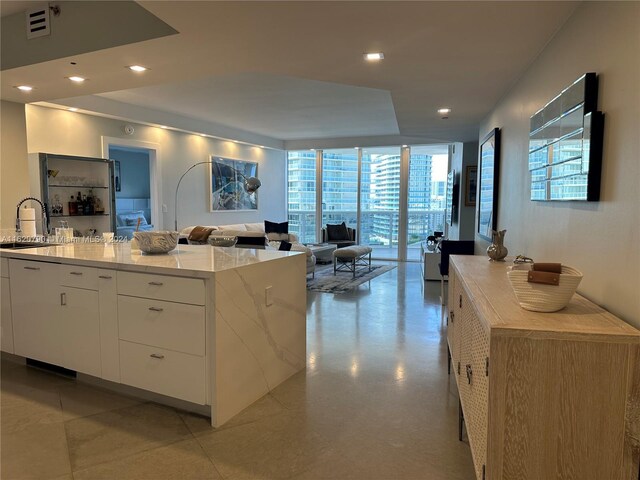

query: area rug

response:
[307,264,396,294]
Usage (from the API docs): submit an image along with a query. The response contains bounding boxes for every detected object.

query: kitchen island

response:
[0,243,307,427]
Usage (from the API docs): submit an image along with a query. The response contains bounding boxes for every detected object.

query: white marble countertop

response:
[0,242,303,278]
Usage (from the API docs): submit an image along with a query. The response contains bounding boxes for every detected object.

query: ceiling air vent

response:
[26,5,51,39]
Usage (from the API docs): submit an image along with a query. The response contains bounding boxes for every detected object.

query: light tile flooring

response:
[0,263,474,479]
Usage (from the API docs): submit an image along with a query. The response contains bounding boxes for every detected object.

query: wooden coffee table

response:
[306,243,337,264]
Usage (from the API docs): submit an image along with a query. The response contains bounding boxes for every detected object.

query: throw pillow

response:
[236,235,267,247]
[265,220,288,234]
[278,241,292,251]
[326,222,350,241]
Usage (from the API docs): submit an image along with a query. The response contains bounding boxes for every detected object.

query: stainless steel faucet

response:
[15,197,50,236]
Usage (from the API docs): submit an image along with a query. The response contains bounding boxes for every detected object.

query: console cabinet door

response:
[10,259,62,366]
[60,286,101,377]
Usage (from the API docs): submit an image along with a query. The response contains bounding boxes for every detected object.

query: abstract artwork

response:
[209,156,258,211]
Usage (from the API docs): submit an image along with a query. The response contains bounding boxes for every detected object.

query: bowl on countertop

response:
[133,231,179,254]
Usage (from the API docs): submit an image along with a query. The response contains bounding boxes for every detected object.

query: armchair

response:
[322,223,357,248]
[438,240,475,305]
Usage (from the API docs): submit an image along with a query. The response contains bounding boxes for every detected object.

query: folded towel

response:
[189,226,214,243]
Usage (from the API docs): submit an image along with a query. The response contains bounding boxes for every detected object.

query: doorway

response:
[101,137,162,237]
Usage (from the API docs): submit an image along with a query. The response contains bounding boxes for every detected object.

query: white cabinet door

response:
[98,270,119,382]
[60,286,101,377]
[1,277,14,353]
[10,259,62,366]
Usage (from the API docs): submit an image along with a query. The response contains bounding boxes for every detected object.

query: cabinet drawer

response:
[117,271,205,305]
[119,340,205,405]
[1,258,8,278]
[118,296,205,355]
[60,264,98,290]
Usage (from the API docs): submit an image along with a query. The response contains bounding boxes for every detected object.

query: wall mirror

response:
[477,128,501,241]
[528,73,604,201]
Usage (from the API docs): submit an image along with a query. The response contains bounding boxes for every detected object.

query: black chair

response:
[438,240,475,305]
[321,225,357,248]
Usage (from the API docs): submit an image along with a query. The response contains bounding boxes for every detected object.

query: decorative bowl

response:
[507,265,583,312]
[208,235,237,247]
[133,231,179,254]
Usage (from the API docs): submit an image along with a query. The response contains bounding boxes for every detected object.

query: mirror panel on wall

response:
[528,73,604,201]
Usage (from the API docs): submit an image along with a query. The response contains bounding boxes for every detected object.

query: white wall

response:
[478,2,640,326]
[0,101,30,231]
[24,105,287,230]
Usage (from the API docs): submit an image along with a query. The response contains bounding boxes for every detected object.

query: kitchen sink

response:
[0,242,58,250]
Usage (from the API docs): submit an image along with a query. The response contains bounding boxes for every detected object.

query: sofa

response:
[179,222,316,275]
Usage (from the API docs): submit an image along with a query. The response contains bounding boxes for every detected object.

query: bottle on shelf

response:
[77,192,84,215]
[84,191,94,215]
[50,194,63,216]
[68,195,78,216]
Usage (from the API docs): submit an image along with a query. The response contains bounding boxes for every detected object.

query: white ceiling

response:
[1,1,580,146]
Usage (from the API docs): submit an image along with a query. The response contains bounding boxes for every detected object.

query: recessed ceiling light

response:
[159,125,168,129]
[128,65,147,72]
[364,52,384,61]
[16,85,33,91]
[68,108,78,112]
[402,145,408,148]
[199,133,207,137]
[437,108,451,114]
[68,76,86,83]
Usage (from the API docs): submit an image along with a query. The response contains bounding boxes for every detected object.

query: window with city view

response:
[287,144,449,260]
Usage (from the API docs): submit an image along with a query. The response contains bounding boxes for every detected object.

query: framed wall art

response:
[209,156,258,211]
[465,165,477,207]
[477,128,500,241]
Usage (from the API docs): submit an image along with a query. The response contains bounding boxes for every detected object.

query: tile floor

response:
[0,262,475,479]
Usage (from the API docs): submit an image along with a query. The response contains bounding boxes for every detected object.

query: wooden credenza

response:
[447,255,640,480]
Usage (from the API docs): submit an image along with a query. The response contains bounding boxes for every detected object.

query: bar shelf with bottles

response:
[39,153,116,237]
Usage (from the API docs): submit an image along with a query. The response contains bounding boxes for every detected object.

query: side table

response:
[420,242,441,281]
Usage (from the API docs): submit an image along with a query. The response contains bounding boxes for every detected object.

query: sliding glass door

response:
[406,146,448,260]
[287,151,316,243]
[321,149,358,234]
[287,144,451,260]
[360,147,402,260]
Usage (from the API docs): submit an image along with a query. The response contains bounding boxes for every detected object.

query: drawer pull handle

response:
[70,271,83,276]
[148,281,164,286]
[98,275,112,279]
[61,292,66,306]
[24,266,40,271]
[150,353,165,359]
[459,295,462,308]
[466,364,473,385]
[148,307,164,312]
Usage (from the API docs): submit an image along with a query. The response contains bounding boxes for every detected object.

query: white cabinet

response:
[1,258,14,353]
[10,259,63,366]
[10,259,103,377]
[116,271,206,404]
[60,286,101,377]
[98,269,119,382]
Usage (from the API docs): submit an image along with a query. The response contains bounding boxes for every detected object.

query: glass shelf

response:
[49,185,109,189]
[51,214,110,218]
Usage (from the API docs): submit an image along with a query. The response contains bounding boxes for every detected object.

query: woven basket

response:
[507,265,583,312]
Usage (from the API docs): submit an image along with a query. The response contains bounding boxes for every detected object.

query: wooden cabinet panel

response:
[449,255,640,480]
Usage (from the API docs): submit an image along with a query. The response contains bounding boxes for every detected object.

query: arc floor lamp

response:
[174,160,261,231]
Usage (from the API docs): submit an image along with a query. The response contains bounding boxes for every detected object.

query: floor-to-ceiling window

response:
[287,144,450,260]
[360,147,402,259]
[321,149,358,232]
[406,145,448,260]
[287,151,316,243]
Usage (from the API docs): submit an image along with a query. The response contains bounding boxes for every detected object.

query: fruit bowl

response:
[133,231,179,254]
